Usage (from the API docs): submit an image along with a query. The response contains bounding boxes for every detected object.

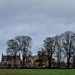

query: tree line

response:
[6,31,75,69]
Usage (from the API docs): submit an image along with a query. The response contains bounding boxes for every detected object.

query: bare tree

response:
[15,36,32,68]
[61,31,75,68]
[44,37,55,69]
[6,39,19,68]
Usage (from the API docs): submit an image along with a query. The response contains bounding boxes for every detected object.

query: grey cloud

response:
[0,0,75,23]
[0,0,75,61]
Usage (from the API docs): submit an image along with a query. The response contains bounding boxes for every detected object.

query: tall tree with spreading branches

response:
[6,39,19,68]
[15,36,32,68]
[44,37,55,69]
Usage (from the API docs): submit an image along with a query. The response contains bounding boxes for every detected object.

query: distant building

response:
[26,55,35,68]
[1,53,21,68]
[0,53,57,68]
[0,53,39,68]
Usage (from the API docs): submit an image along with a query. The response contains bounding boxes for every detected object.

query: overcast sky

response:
[0,0,75,61]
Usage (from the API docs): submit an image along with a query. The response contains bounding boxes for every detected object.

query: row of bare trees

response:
[6,31,75,69]
[37,31,75,69]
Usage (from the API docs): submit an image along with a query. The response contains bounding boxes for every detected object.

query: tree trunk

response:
[14,53,16,69]
[23,55,25,68]
[57,48,61,68]
[67,57,70,68]
[48,55,52,69]
[67,50,71,69]
[73,56,75,68]
[57,54,60,68]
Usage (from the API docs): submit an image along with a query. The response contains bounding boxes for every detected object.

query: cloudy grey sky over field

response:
[0,0,75,61]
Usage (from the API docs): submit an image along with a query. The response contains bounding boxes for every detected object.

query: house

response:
[1,53,38,68]
[1,53,21,68]
[26,55,34,68]
[1,53,55,69]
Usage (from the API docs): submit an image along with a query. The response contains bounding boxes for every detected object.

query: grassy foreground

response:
[0,69,75,75]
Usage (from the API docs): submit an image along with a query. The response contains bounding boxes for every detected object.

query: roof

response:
[2,55,20,62]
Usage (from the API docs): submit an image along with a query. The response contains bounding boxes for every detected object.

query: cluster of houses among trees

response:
[0,31,75,69]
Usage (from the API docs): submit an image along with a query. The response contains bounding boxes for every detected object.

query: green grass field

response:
[0,69,75,75]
